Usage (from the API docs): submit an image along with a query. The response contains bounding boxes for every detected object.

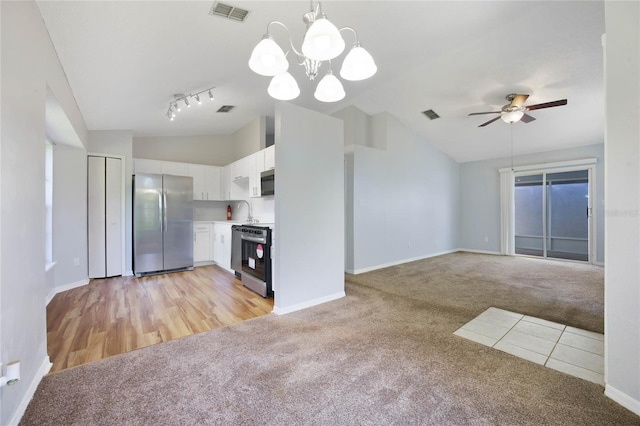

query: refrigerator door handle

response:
[158,190,163,232]
[163,190,168,232]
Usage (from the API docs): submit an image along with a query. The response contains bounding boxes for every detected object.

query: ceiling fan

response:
[468,93,567,127]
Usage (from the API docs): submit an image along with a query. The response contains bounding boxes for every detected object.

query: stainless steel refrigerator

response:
[133,173,194,276]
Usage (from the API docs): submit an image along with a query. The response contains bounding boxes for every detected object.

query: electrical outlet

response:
[73,257,80,266]
[484,237,489,243]
[408,241,412,248]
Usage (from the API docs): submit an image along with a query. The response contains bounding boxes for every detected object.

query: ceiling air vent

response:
[217,105,235,113]
[422,109,440,120]
[209,2,250,22]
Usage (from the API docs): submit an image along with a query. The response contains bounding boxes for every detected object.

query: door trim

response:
[88,152,126,276]
[500,158,597,264]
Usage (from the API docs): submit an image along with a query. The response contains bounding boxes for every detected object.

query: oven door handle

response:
[241,235,267,244]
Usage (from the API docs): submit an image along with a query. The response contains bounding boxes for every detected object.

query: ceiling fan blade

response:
[520,113,536,123]
[526,99,568,111]
[468,111,501,116]
[478,116,502,127]
[510,94,529,108]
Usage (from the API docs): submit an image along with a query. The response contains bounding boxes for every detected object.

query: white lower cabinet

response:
[213,222,233,272]
[193,223,212,262]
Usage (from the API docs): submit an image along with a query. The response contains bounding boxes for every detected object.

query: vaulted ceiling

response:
[37,1,605,163]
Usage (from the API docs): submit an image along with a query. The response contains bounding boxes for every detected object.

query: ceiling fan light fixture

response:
[302,17,345,61]
[268,72,300,100]
[340,43,377,81]
[314,70,345,102]
[248,35,289,76]
[501,109,524,124]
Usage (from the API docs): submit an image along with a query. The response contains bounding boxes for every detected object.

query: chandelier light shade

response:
[248,1,376,102]
[501,109,525,124]
[314,70,345,102]
[248,35,289,76]
[302,18,345,61]
[268,72,301,100]
[340,43,378,81]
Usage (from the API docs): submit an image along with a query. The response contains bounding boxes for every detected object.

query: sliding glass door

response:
[514,170,590,261]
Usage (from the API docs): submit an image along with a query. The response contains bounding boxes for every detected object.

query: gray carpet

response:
[21,253,640,425]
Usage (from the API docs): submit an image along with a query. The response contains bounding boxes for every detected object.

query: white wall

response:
[232,116,266,160]
[133,134,234,166]
[344,111,460,273]
[0,2,88,424]
[332,105,372,148]
[51,144,88,296]
[87,131,133,274]
[459,143,605,263]
[603,0,640,415]
[274,103,344,313]
[132,117,266,167]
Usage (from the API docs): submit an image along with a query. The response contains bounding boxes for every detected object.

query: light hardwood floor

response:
[47,265,274,374]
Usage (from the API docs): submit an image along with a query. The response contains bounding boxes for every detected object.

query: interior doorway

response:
[514,169,591,261]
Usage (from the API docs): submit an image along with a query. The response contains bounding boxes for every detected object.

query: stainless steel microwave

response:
[260,169,274,196]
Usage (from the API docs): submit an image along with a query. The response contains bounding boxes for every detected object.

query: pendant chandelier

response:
[248,1,377,102]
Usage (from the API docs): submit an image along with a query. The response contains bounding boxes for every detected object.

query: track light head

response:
[165,87,214,118]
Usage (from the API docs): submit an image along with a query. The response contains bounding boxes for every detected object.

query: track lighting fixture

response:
[165,87,215,120]
[248,1,376,102]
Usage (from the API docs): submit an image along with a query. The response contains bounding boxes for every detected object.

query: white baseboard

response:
[273,291,346,315]
[7,356,52,426]
[346,249,458,275]
[46,278,90,305]
[457,248,503,256]
[605,384,640,416]
[194,261,215,267]
[124,270,134,277]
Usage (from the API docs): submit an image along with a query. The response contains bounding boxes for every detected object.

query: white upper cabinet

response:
[249,146,275,198]
[204,166,222,200]
[134,145,274,202]
[223,162,248,200]
[229,157,249,182]
[248,153,260,198]
[162,161,188,176]
[134,159,163,174]
[189,164,206,200]
[134,159,187,176]
[188,164,222,201]
[263,145,275,171]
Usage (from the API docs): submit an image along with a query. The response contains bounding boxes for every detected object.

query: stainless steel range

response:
[232,225,273,297]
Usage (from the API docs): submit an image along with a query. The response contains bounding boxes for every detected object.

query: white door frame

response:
[499,158,597,263]
[88,152,126,276]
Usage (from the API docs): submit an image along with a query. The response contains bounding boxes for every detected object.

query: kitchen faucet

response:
[238,200,254,223]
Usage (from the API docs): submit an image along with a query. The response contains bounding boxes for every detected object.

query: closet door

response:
[88,156,123,278]
[105,157,122,276]
[88,156,107,278]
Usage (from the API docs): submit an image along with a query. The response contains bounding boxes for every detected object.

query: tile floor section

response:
[454,307,604,385]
